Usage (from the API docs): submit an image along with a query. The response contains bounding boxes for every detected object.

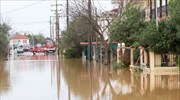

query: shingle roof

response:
[10,34,29,40]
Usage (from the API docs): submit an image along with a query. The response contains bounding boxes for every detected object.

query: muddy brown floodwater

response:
[0,53,180,100]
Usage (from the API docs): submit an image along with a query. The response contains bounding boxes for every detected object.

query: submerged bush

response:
[178,56,180,71]
[64,48,81,58]
[112,60,128,70]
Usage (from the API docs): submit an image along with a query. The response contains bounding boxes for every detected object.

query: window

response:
[23,40,27,43]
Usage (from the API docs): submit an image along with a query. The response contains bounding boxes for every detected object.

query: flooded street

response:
[0,53,180,100]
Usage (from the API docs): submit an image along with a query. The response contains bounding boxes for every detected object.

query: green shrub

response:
[64,48,81,58]
[112,60,125,70]
[178,55,180,71]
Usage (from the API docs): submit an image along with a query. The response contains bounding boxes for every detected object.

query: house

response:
[9,33,30,47]
[112,0,179,73]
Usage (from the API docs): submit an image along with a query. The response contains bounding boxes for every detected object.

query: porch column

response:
[82,52,85,60]
[139,46,144,66]
[149,51,155,71]
[130,47,134,67]
[122,43,125,62]
[117,44,121,63]
[144,50,148,64]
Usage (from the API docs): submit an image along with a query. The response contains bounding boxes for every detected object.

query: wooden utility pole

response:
[88,0,92,62]
[165,0,168,16]
[51,0,60,55]
[160,0,162,18]
[66,0,69,28]
[50,16,52,39]
[150,0,152,20]
[55,0,60,55]
[52,20,55,41]
[154,0,157,19]
[155,0,158,28]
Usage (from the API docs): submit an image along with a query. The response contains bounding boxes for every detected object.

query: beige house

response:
[10,34,30,46]
[115,0,179,73]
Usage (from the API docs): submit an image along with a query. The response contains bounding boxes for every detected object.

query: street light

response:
[118,43,121,47]
[122,43,125,47]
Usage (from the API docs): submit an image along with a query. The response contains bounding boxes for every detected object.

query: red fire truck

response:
[30,40,56,55]
[44,40,56,53]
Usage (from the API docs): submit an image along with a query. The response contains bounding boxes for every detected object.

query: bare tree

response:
[67,0,132,64]
[67,0,146,64]
[68,0,114,64]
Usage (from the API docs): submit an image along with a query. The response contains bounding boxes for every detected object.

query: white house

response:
[10,34,30,46]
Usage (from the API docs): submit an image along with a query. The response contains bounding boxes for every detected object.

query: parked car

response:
[23,45,30,52]
[17,46,24,53]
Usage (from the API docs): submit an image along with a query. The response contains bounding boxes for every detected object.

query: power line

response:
[1,0,46,14]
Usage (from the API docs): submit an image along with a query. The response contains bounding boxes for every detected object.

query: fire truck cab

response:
[44,40,56,53]
[30,40,56,55]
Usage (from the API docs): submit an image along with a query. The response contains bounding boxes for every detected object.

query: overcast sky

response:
[0,0,114,38]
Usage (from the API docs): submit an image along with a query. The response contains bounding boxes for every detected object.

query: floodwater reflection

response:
[0,62,11,96]
[0,55,180,100]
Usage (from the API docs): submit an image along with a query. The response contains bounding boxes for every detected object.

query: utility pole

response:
[150,0,152,20]
[160,0,162,18]
[50,16,52,39]
[154,0,157,19]
[52,19,55,41]
[51,1,60,55]
[66,0,69,28]
[165,0,168,16]
[51,0,60,55]
[155,0,158,28]
[56,0,60,55]
[88,0,92,62]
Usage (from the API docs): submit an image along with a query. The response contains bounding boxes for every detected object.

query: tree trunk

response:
[150,0,152,20]
[103,44,109,65]
[165,0,168,16]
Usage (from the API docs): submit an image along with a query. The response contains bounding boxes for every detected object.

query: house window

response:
[23,40,27,44]
[13,40,17,44]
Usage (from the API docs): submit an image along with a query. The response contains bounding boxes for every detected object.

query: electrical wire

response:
[1,0,46,14]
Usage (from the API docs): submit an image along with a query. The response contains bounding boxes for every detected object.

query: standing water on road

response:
[0,54,180,100]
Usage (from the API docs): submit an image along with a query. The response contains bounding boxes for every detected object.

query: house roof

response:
[10,34,29,40]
